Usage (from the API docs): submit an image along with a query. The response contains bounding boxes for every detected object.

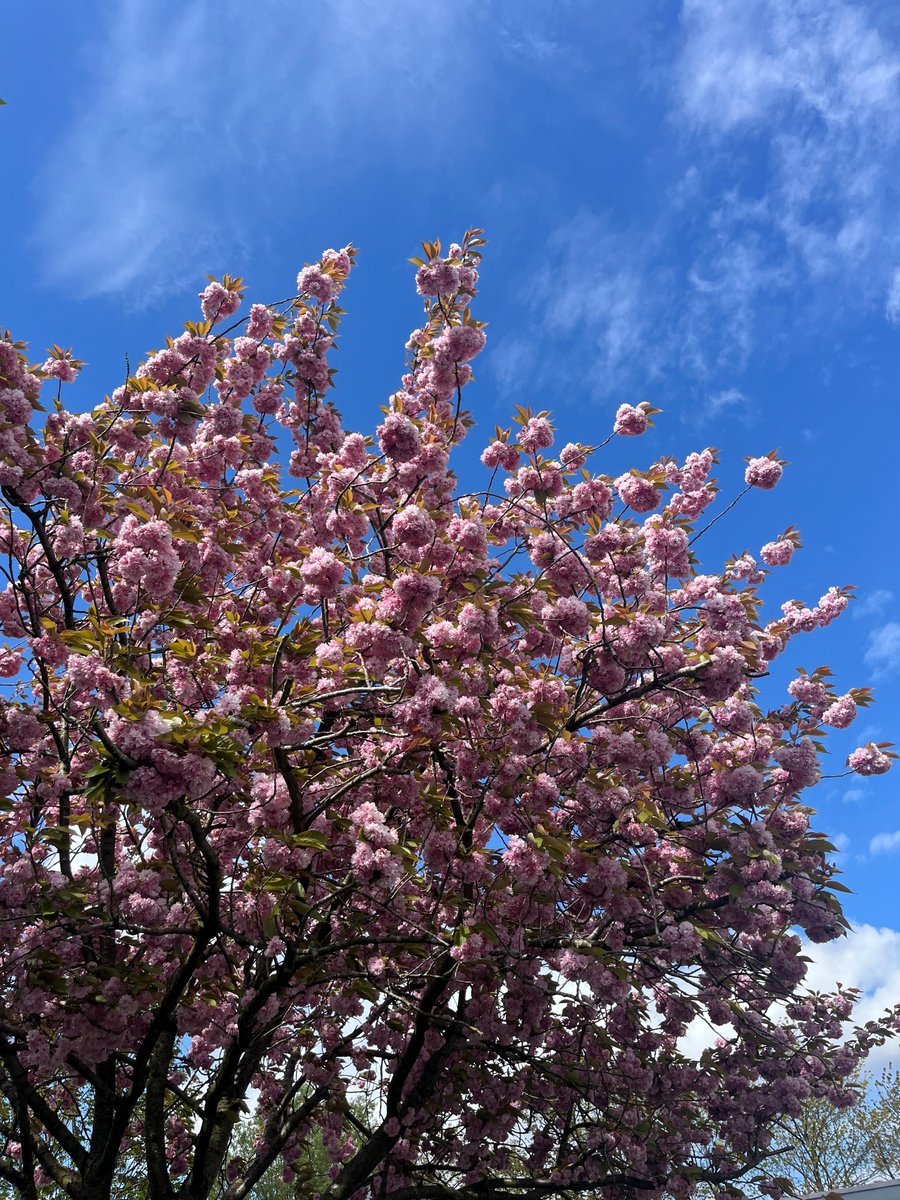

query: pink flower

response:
[519,417,554,454]
[447,516,487,555]
[822,695,857,729]
[392,506,435,548]
[701,646,747,700]
[296,266,334,304]
[816,586,848,626]
[615,473,661,513]
[112,517,181,597]
[761,539,794,566]
[774,739,820,789]
[252,382,284,416]
[322,246,353,275]
[436,325,486,363]
[351,801,398,848]
[54,516,85,558]
[614,403,649,436]
[0,387,32,425]
[41,356,79,383]
[502,834,543,886]
[299,548,344,597]
[450,932,487,963]
[377,413,421,463]
[720,764,764,800]
[848,744,892,776]
[199,281,241,324]
[560,442,587,468]
[745,456,783,490]
[481,441,520,471]
[416,259,460,296]
[644,518,690,579]
[542,596,590,637]
[661,921,702,961]
[246,304,274,339]
[0,648,22,677]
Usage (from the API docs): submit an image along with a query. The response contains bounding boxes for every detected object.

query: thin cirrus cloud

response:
[30,0,474,303]
[677,0,900,304]
[853,588,895,619]
[496,0,900,402]
[864,621,900,675]
[691,387,759,427]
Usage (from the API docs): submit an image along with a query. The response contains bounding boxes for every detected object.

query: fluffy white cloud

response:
[678,0,900,132]
[804,922,900,1070]
[870,830,900,855]
[864,621,900,675]
[853,588,895,620]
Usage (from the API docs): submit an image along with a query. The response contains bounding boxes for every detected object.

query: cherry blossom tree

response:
[0,231,896,1200]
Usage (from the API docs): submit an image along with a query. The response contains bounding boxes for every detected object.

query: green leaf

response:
[290,830,329,850]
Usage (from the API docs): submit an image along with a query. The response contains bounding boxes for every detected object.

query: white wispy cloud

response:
[853,588,895,620]
[539,226,654,385]
[495,1,900,402]
[887,267,900,321]
[688,385,760,427]
[489,203,774,402]
[706,387,743,414]
[491,210,669,401]
[864,621,900,675]
[31,0,472,301]
[870,830,900,855]
[677,0,900,317]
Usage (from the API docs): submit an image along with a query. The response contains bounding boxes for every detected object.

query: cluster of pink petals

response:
[760,538,794,566]
[745,455,784,489]
[614,402,650,436]
[848,744,892,775]
[112,516,181,597]
[199,280,241,324]
[615,471,661,512]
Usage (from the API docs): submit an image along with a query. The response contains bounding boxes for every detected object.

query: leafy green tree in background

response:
[771,1067,900,1196]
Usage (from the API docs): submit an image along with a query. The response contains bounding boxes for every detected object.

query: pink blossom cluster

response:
[745,454,784,489]
[111,515,181,599]
[614,402,650,436]
[199,280,241,324]
[848,743,893,775]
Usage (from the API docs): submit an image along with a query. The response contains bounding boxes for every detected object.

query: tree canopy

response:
[0,233,896,1200]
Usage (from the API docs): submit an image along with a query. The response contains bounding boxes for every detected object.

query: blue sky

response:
[3,0,900,1036]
